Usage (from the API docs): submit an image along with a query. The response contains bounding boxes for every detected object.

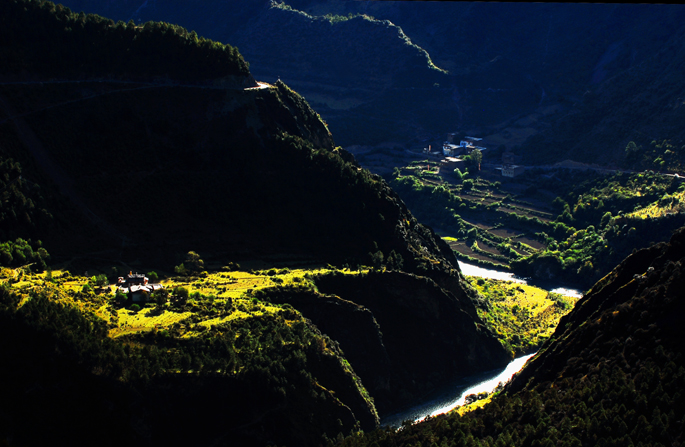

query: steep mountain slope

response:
[263,270,508,415]
[0,2,511,445]
[337,227,685,446]
[521,25,685,166]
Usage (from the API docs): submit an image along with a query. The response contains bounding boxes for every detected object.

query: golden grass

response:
[625,190,685,220]
[468,277,579,355]
[451,395,493,416]
[109,308,192,338]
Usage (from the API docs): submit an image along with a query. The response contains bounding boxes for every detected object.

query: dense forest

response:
[0,0,251,84]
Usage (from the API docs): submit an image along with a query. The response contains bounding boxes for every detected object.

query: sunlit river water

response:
[457,261,584,299]
[381,353,537,428]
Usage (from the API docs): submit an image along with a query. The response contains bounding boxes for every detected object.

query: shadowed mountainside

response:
[263,270,509,415]
[58,1,685,161]
[334,227,685,446]
[0,2,511,445]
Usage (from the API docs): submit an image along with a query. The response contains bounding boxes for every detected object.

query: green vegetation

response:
[391,167,685,286]
[0,238,49,271]
[467,277,578,356]
[335,227,685,447]
[0,0,250,83]
[0,265,377,445]
[0,157,53,241]
[624,139,685,172]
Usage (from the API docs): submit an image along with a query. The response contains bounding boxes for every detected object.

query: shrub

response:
[173,286,189,300]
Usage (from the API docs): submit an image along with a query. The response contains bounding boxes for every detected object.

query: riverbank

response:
[381,353,537,428]
[458,260,583,298]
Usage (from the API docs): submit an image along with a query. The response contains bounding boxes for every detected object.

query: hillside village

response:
[419,132,524,179]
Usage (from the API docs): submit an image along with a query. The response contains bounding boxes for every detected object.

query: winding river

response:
[457,261,584,299]
[380,262,583,428]
[381,353,536,428]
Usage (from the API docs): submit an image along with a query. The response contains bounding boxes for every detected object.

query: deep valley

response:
[1,1,685,446]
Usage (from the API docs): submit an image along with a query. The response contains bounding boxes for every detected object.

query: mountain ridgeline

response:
[56,0,685,163]
[0,2,511,446]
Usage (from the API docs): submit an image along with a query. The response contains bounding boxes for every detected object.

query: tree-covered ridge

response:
[0,0,252,84]
[0,268,377,446]
[0,157,53,241]
[336,227,685,447]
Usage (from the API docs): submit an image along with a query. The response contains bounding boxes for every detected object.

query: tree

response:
[470,148,483,171]
[94,274,108,287]
[625,141,642,166]
[173,286,189,302]
[184,251,204,272]
[369,250,384,270]
[386,250,404,270]
[453,168,466,184]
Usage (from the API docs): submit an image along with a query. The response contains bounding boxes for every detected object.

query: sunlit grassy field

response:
[467,276,579,356]
[2,264,575,360]
[1,265,369,340]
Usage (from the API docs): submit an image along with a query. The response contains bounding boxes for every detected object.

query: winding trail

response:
[0,79,271,125]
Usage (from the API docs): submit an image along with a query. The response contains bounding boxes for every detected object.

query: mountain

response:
[0,2,511,445]
[57,1,685,164]
[335,227,685,446]
[520,23,685,167]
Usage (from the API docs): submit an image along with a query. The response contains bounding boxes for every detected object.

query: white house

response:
[117,272,164,302]
[443,142,461,156]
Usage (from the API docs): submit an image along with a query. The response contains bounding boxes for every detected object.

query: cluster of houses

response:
[117,272,164,303]
[421,132,524,178]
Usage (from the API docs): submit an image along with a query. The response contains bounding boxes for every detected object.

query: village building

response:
[117,272,164,303]
[502,164,525,178]
[501,151,524,178]
[443,142,461,156]
[440,157,465,174]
